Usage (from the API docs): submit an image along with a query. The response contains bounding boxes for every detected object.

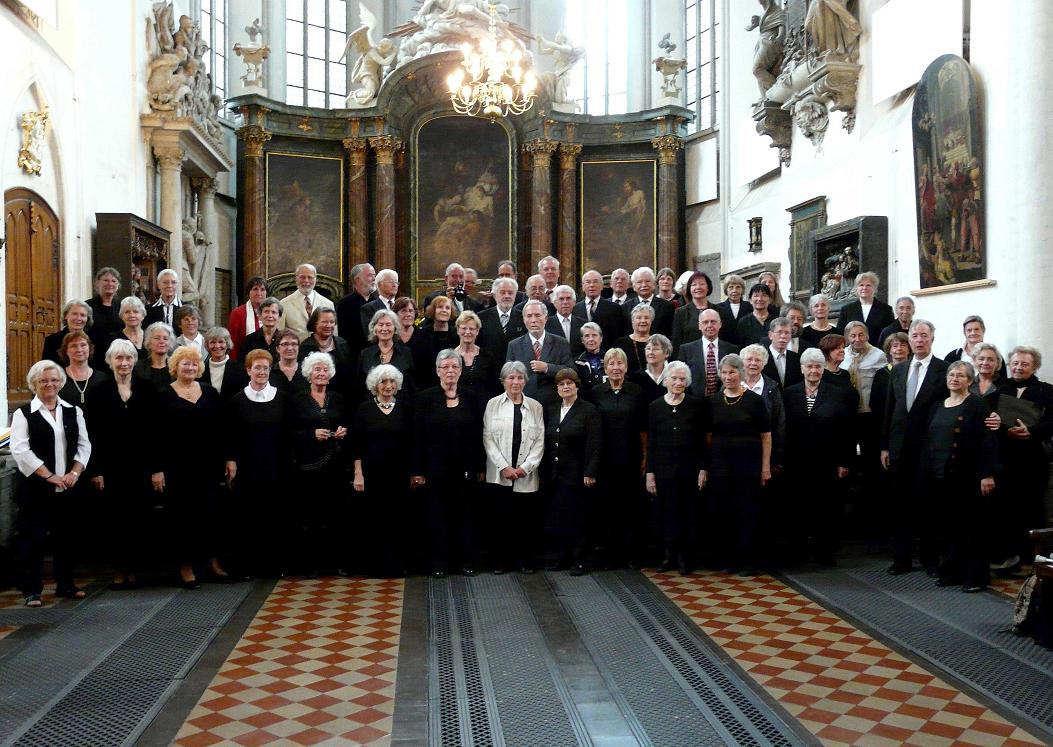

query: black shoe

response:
[518,566,535,575]
[569,564,587,576]
[936,576,962,587]
[461,567,476,577]
[336,568,350,578]
[492,567,506,575]
[55,586,87,600]
[963,584,985,593]
[306,569,320,580]
[678,562,691,576]
[923,566,940,579]
[180,578,201,590]
[887,562,911,576]
[737,567,756,577]
[431,569,447,578]
[658,556,676,573]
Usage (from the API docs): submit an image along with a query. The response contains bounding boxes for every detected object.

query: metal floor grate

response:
[780,558,1053,740]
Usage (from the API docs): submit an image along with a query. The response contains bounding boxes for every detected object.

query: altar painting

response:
[581,160,656,272]
[266,153,343,280]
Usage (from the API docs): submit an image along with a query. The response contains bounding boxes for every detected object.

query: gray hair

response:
[800,347,826,367]
[603,347,627,367]
[665,360,692,388]
[368,309,400,342]
[769,316,792,332]
[630,304,655,321]
[843,320,869,338]
[260,296,283,316]
[537,255,559,271]
[646,333,673,357]
[781,301,807,318]
[909,318,935,336]
[500,360,528,381]
[630,266,655,283]
[144,321,175,351]
[350,262,373,280]
[855,271,880,288]
[435,348,462,369]
[94,266,121,286]
[522,299,549,317]
[723,274,746,293]
[581,269,603,283]
[1009,345,1042,371]
[366,363,404,394]
[295,263,318,275]
[947,360,976,382]
[971,342,1001,362]
[26,359,66,391]
[740,343,769,365]
[808,293,829,310]
[174,304,201,328]
[105,338,139,368]
[492,276,519,293]
[156,268,179,283]
[444,262,465,277]
[580,321,602,338]
[464,267,477,279]
[718,353,745,376]
[375,268,398,284]
[119,295,147,318]
[61,299,94,329]
[962,314,985,331]
[301,351,336,380]
[204,326,233,352]
[894,295,915,309]
[552,284,576,303]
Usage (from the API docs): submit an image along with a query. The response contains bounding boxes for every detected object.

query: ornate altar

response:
[229,6,692,300]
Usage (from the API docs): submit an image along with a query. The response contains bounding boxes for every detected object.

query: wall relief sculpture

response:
[391,0,532,68]
[912,55,985,290]
[18,107,48,176]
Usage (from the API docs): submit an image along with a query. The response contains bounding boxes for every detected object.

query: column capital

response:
[525,138,559,168]
[368,135,404,164]
[236,124,272,157]
[558,142,583,171]
[191,176,217,196]
[153,143,186,170]
[650,134,684,165]
[342,137,369,165]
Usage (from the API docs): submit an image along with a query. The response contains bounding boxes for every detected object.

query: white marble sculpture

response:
[745,0,786,102]
[234,18,270,88]
[653,32,687,101]
[805,0,862,61]
[392,0,529,69]
[535,32,585,112]
[342,25,397,106]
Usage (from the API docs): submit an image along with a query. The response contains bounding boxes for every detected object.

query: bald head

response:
[699,308,722,341]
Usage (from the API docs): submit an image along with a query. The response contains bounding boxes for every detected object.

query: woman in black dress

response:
[58,331,109,407]
[631,334,672,403]
[299,307,353,395]
[135,322,174,390]
[818,333,854,390]
[614,304,654,375]
[356,309,416,402]
[239,296,282,362]
[393,297,430,389]
[800,294,836,352]
[89,338,156,589]
[412,350,485,577]
[645,360,707,575]
[225,350,292,578]
[707,353,772,576]
[288,351,350,577]
[353,363,414,577]
[42,300,94,365]
[543,368,602,575]
[270,329,309,394]
[86,267,123,359]
[452,310,497,401]
[419,296,458,388]
[201,327,247,400]
[117,296,147,357]
[573,323,606,390]
[152,346,229,588]
[921,361,997,592]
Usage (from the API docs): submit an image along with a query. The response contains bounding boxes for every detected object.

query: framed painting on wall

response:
[414,115,513,284]
[265,152,344,282]
[580,159,656,273]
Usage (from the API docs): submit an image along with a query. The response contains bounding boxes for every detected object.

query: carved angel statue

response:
[180,217,204,305]
[805,0,862,61]
[654,32,686,98]
[342,25,397,105]
[245,18,263,43]
[745,0,785,102]
[657,32,677,55]
[535,32,585,107]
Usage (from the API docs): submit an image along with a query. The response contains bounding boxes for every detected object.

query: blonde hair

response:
[168,344,204,377]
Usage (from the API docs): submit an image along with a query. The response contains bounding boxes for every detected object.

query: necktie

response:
[705,342,718,396]
[776,352,785,384]
[561,316,570,338]
[533,340,542,360]
[588,300,595,321]
[500,311,509,329]
[164,304,171,326]
[906,360,922,410]
[304,295,313,317]
[615,297,623,306]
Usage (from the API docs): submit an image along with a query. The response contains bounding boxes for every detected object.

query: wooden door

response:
[5,189,60,403]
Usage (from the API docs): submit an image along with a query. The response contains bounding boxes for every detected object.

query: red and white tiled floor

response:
[650,570,1043,746]
[173,577,403,747]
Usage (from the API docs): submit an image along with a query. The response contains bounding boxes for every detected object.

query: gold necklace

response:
[723,389,744,405]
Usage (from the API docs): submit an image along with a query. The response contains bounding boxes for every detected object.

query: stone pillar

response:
[343,137,370,268]
[651,134,684,270]
[236,124,272,282]
[193,177,218,325]
[369,135,403,272]
[557,143,582,284]
[154,143,186,280]
[525,139,559,270]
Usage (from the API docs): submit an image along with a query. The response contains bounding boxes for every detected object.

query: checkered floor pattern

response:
[650,570,1043,746]
[173,577,403,746]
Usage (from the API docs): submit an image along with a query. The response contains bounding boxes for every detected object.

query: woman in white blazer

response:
[483,361,545,573]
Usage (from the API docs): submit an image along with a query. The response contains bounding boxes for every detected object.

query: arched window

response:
[199,0,226,100]
[564,0,629,115]
[286,0,351,108]
[685,0,722,134]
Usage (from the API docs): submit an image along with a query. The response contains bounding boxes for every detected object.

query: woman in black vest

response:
[9,360,91,606]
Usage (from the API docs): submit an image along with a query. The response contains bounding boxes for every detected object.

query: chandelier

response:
[446,3,537,120]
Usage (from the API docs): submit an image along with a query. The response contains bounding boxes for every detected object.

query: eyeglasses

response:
[278,342,299,347]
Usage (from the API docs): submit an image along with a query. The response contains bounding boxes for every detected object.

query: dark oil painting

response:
[415,115,512,280]
[266,153,344,281]
[912,54,984,289]
[580,160,656,273]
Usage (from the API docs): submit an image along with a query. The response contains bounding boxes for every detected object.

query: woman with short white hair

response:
[356,309,415,400]
[42,300,94,365]
[632,333,673,403]
[614,304,655,373]
[288,350,350,578]
[118,295,148,355]
[10,360,91,606]
[135,322,175,390]
[200,326,247,399]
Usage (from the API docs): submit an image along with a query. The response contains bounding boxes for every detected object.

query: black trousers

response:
[426,475,477,572]
[710,474,762,569]
[596,469,645,565]
[931,473,990,588]
[17,486,76,596]
[297,464,348,573]
[488,484,539,570]
[545,483,589,564]
[103,472,151,576]
[890,459,938,569]
[656,472,699,561]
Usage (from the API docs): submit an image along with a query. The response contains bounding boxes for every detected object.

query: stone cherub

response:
[745,0,786,102]
[341,25,397,105]
[535,31,585,109]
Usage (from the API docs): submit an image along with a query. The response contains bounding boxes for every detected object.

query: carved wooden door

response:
[5,188,60,404]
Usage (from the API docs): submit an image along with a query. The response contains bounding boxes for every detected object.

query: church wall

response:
[720,0,1041,359]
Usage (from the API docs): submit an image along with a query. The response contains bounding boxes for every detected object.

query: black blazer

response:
[882,356,950,463]
[423,288,483,313]
[144,300,181,329]
[354,344,417,402]
[197,358,249,400]
[646,395,707,478]
[544,398,602,485]
[573,351,607,390]
[783,381,858,473]
[288,389,350,471]
[335,291,374,355]
[412,386,485,478]
[920,393,998,482]
[678,338,740,396]
[762,346,803,390]
[505,333,574,401]
[670,303,735,354]
[837,299,895,346]
[477,305,527,362]
[359,298,395,337]
[878,321,910,348]
[239,328,281,362]
[573,297,626,344]
[623,296,674,338]
[545,314,585,357]
[736,312,773,347]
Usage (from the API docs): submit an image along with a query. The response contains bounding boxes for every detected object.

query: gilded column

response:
[525,138,559,271]
[236,124,272,282]
[154,143,186,280]
[557,143,582,283]
[192,177,219,325]
[369,135,403,272]
[651,135,684,271]
[343,137,370,267]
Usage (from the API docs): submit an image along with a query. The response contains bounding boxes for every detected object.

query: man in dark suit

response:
[575,270,626,344]
[881,319,949,576]
[335,262,376,356]
[546,285,586,357]
[359,268,400,336]
[605,268,637,306]
[623,267,674,337]
[476,260,528,309]
[478,276,526,362]
[506,299,574,406]
[762,317,803,390]
[678,308,739,397]
[837,271,895,346]
[514,274,556,316]
[423,262,483,314]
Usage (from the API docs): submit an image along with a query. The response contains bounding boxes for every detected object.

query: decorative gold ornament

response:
[237,124,272,157]
[446,3,536,120]
[297,116,313,132]
[651,134,684,165]
[18,107,49,176]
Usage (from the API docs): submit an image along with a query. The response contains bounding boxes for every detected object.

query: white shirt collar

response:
[746,377,765,395]
[244,383,277,402]
[530,330,546,345]
[153,296,181,307]
[30,396,73,413]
